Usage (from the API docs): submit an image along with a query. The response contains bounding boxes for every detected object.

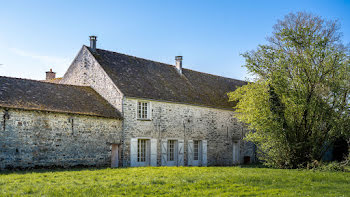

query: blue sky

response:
[0,0,349,80]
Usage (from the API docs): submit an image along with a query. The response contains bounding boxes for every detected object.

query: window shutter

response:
[161,139,167,166]
[178,139,184,166]
[202,140,207,166]
[187,140,194,166]
[150,139,157,166]
[148,102,151,119]
[130,138,138,167]
[233,141,241,165]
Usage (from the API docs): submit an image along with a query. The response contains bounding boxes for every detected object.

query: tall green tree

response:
[229,12,350,168]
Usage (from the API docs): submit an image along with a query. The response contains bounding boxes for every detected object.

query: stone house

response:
[0,36,255,169]
[0,77,122,169]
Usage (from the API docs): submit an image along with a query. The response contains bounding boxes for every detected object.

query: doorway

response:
[111,144,119,168]
[167,140,178,166]
[193,140,202,166]
[137,139,150,166]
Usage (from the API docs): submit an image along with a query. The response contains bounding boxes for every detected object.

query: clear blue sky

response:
[0,0,349,80]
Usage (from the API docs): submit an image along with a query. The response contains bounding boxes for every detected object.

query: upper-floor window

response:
[137,101,150,119]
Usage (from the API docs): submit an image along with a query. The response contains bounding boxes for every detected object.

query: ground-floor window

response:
[131,138,157,167]
[161,139,184,166]
[137,139,149,162]
[167,140,176,161]
[188,140,207,166]
[193,140,201,161]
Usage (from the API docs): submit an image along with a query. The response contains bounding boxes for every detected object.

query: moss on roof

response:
[89,47,247,109]
[46,77,62,83]
[0,76,122,119]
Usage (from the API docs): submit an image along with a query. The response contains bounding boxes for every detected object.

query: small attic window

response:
[137,101,150,120]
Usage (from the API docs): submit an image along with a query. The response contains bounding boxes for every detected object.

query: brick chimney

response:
[175,56,183,74]
[45,69,56,80]
[89,36,97,52]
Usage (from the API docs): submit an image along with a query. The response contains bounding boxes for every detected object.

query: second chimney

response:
[46,69,56,80]
[175,56,183,74]
[89,36,97,52]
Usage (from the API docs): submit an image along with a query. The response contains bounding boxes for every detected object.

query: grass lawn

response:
[0,166,349,196]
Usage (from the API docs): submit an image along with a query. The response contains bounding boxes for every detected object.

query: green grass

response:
[0,166,349,196]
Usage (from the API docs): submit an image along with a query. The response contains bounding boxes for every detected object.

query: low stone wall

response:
[0,108,122,170]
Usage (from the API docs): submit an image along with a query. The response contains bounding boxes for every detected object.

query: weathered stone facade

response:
[121,98,255,167]
[1,43,256,170]
[58,45,256,167]
[60,47,124,112]
[0,108,122,170]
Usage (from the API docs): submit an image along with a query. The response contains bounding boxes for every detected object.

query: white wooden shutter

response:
[148,102,152,119]
[233,140,241,165]
[161,139,167,166]
[202,140,207,166]
[177,140,184,166]
[187,140,194,166]
[130,138,138,167]
[150,138,157,166]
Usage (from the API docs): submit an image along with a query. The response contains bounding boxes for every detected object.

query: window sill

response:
[137,118,152,121]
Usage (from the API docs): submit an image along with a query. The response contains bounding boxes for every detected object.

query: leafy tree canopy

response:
[229,12,350,168]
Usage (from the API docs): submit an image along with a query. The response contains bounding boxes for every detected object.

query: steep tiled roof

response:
[89,47,247,109]
[0,76,122,119]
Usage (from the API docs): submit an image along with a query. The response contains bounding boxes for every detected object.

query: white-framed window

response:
[161,139,184,166]
[137,101,150,119]
[131,138,157,167]
[188,140,207,166]
[167,140,176,161]
[194,140,200,161]
[137,139,148,162]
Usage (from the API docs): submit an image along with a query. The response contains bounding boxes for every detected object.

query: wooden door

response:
[111,144,119,168]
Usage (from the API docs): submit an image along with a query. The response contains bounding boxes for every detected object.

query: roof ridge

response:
[183,67,246,82]
[92,47,246,83]
[93,47,177,69]
[84,46,246,109]
[0,75,91,88]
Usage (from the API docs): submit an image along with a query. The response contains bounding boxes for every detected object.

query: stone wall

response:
[60,46,124,112]
[0,108,122,170]
[121,98,255,167]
